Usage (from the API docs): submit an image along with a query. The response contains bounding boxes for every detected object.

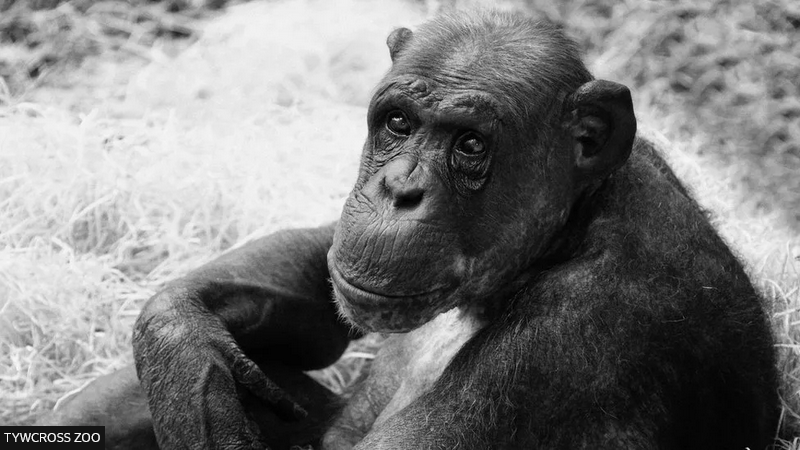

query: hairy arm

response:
[133,224,356,450]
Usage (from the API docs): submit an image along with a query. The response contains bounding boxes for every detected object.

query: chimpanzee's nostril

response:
[392,187,424,209]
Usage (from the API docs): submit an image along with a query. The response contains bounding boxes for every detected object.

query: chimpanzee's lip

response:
[329,265,448,310]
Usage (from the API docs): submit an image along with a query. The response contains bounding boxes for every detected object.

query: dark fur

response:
[376,139,779,448]
[391,14,592,132]
[40,11,779,450]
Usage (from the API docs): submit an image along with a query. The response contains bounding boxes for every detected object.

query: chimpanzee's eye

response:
[454,132,486,156]
[386,111,412,136]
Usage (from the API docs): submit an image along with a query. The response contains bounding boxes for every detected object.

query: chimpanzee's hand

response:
[132,292,306,450]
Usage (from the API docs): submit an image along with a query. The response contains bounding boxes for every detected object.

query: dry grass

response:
[0,0,797,445]
[0,0,424,427]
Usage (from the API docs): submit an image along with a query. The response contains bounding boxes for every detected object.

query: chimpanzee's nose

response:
[383,158,425,209]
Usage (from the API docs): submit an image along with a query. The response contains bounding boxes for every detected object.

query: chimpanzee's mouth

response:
[329,266,447,306]
[328,265,453,332]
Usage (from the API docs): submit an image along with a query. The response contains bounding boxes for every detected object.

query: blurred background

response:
[0,0,798,445]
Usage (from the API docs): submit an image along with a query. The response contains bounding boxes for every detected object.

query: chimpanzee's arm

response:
[137,223,353,368]
[133,223,354,450]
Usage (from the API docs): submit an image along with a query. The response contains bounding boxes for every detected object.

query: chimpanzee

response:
[41,11,780,450]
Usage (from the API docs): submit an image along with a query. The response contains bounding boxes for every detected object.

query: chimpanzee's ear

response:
[387,27,413,62]
[567,80,636,181]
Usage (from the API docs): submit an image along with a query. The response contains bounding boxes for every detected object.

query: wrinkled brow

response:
[373,77,505,124]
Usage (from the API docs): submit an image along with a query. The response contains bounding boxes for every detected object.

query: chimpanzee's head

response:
[328,11,636,332]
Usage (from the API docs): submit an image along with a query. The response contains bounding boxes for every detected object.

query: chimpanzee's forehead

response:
[380,13,594,125]
[389,43,534,93]
[377,64,547,128]
[385,46,565,123]
[374,75,504,122]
